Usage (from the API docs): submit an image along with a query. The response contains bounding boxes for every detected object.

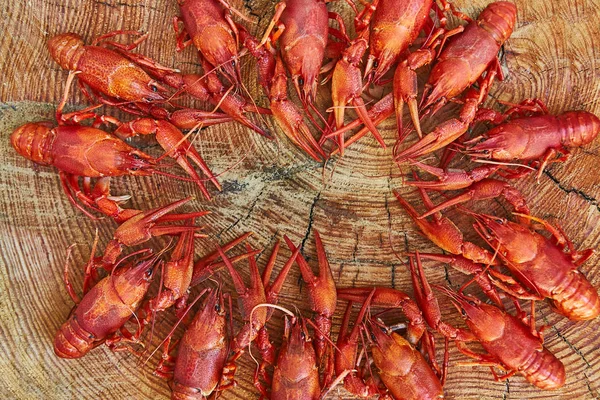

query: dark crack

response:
[351,268,360,287]
[218,186,266,237]
[220,179,249,194]
[544,170,600,213]
[551,325,591,367]
[300,191,322,254]
[385,182,399,286]
[384,193,393,236]
[338,263,345,280]
[352,232,359,262]
[583,372,598,399]
[261,162,319,182]
[327,257,415,268]
[242,0,262,20]
[502,379,510,400]
[257,229,279,262]
[93,0,159,11]
[444,264,453,287]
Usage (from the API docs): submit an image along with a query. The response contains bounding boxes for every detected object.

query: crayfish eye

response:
[231,60,236,67]
[150,84,158,92]
[215,303,221,312]
[301,331,306,340]
[145,268,153,278]
[373,60,379,68]
[460,308,467,316]
[298,77,304,86]
[495,218,504,224]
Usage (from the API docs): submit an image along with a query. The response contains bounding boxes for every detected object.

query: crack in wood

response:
[93,0,159,11]
[261,162,318,182]
[220,179,249,194]
[583,371,598,399]
[384,185,400,288]
[256,229,279,262]
[352,232,359,263]
[444,264,453,287]
[242,0,261,20]
[384,192,393,238]
[217,186,266,237]
[300,191,321,254]
[327,257,411,268]
[351,268,360,287]
[502,379,510,400]
[551,324,591,367]
[544,169,600,213]
[338,263,345,280]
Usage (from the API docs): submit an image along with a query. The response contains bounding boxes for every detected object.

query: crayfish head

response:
[436,285,505,342]
[473,213,539,264]
[122,150,156,176]
[422,59,472,112]
[113,252,158,305]
[188,289,228,345]
[283,38,322,104]
[292,72,317,106]
[367,320,414,373]
[127,79,167,103]
[282,316,312,358]
[366,50,395,85]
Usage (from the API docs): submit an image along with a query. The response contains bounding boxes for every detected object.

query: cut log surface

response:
[1,0,600,399]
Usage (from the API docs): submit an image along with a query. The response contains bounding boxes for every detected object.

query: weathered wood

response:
[1,0,600,399]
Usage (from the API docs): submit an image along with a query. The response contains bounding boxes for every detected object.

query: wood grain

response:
[2,0,600,399]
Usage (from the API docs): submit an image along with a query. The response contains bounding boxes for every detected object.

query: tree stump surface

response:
[1,0,600,399]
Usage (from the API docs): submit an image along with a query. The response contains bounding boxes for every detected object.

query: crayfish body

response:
[48,33,166,103]
[54,254,157,358]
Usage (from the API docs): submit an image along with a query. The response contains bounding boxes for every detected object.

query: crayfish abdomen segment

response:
[552,270,600,321]
[519,346,566,390]
[11,122,55,166]
[478,1,518,45]
[558,111,600,148]
[54,315,95,359]
[47,33,86,71]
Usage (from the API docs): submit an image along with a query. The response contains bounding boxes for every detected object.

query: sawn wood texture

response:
[1,0,600,398]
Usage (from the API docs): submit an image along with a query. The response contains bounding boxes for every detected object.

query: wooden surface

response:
[2,0,600,398]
